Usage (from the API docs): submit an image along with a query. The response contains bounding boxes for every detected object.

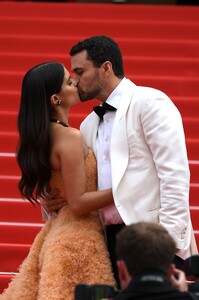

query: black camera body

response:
[184,254,199,279]
[74,283,119,300]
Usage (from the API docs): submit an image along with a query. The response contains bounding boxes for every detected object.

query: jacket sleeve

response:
[141,88,190,249]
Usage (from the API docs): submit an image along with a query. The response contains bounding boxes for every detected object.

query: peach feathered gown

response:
[0,150,115,300]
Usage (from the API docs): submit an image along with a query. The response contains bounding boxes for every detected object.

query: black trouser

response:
[173,255,185,271]
[105,224,125,289]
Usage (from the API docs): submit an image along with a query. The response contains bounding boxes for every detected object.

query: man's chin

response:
[78,91,96,102]
[80,98,91,102]
[79,94,92,102]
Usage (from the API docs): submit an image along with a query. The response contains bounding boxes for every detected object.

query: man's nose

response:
[72,73,80,83]
[71,78,78,87]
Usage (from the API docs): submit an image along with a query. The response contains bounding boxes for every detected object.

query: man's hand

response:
[170,267,188,292]
[41,188,67,213]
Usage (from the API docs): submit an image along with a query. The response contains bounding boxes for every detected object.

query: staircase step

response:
[0,222,43,244]
[194,231,199,251]
[189,161,199,183]
[124,57,199,77]
[0,199,42,223]
[120,38,199,58]
[189,184,199,207]
[0,132,18,153]
[1,2,199,22]
[1,50,199,78]
[190,208,199,231]
[133,76,199,98]
[0,243,30,272]
[2,1,199,21]
[0,176,21,198]
[0,154,20,176]
[1,72,199,98]
[1,37,199,60]
[183,118,199,139]
[0,49,68,70]
[1,16,199,40]
[0,274,14,294]
[187,139,199,161]
[173,97,199,118]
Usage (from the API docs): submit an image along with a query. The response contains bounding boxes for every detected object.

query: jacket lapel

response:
[110,80,136,192]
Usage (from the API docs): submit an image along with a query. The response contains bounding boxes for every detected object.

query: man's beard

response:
[77,79,103,102]
[78,86,102,102]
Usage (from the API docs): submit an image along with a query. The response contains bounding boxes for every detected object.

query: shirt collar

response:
[106,77,127,109]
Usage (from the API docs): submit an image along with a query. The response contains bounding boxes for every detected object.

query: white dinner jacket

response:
[80,79,193,255]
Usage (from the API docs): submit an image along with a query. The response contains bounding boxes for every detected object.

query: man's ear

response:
[117,260,132,289]
[101,61,112,76]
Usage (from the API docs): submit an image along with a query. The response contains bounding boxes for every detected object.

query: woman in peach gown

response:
[0,62,115,300]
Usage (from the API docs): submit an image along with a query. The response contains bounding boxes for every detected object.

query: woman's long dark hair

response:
[17,62,64,204]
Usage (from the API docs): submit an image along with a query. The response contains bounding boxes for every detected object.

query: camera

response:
[184,254,199,279]
[74,283,119,300]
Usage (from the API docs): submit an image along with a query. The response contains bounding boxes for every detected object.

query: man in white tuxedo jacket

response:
[69,36,198,285]
[80,77,192,257]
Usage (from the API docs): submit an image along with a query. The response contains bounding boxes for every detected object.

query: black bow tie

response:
[93,102,116,119]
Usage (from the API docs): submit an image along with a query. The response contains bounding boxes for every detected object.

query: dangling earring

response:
[57,99,62,105]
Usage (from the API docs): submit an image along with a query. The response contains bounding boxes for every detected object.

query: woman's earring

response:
[57,99,62,105]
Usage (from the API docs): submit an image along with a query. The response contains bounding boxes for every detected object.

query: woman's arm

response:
[49,128,113,215]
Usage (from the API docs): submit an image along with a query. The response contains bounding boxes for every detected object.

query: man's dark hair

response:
[116,222,177,276]
[70,35,124,79]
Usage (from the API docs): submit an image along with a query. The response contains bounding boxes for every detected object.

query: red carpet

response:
[0,0,199,292]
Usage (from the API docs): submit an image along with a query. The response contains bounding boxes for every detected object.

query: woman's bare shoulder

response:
[54,127,84,154]
[50,127,84,169]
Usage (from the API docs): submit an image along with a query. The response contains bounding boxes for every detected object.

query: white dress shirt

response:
[96,79,127,225]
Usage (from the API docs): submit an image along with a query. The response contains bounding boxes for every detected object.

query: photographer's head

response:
[116,222,177,289]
